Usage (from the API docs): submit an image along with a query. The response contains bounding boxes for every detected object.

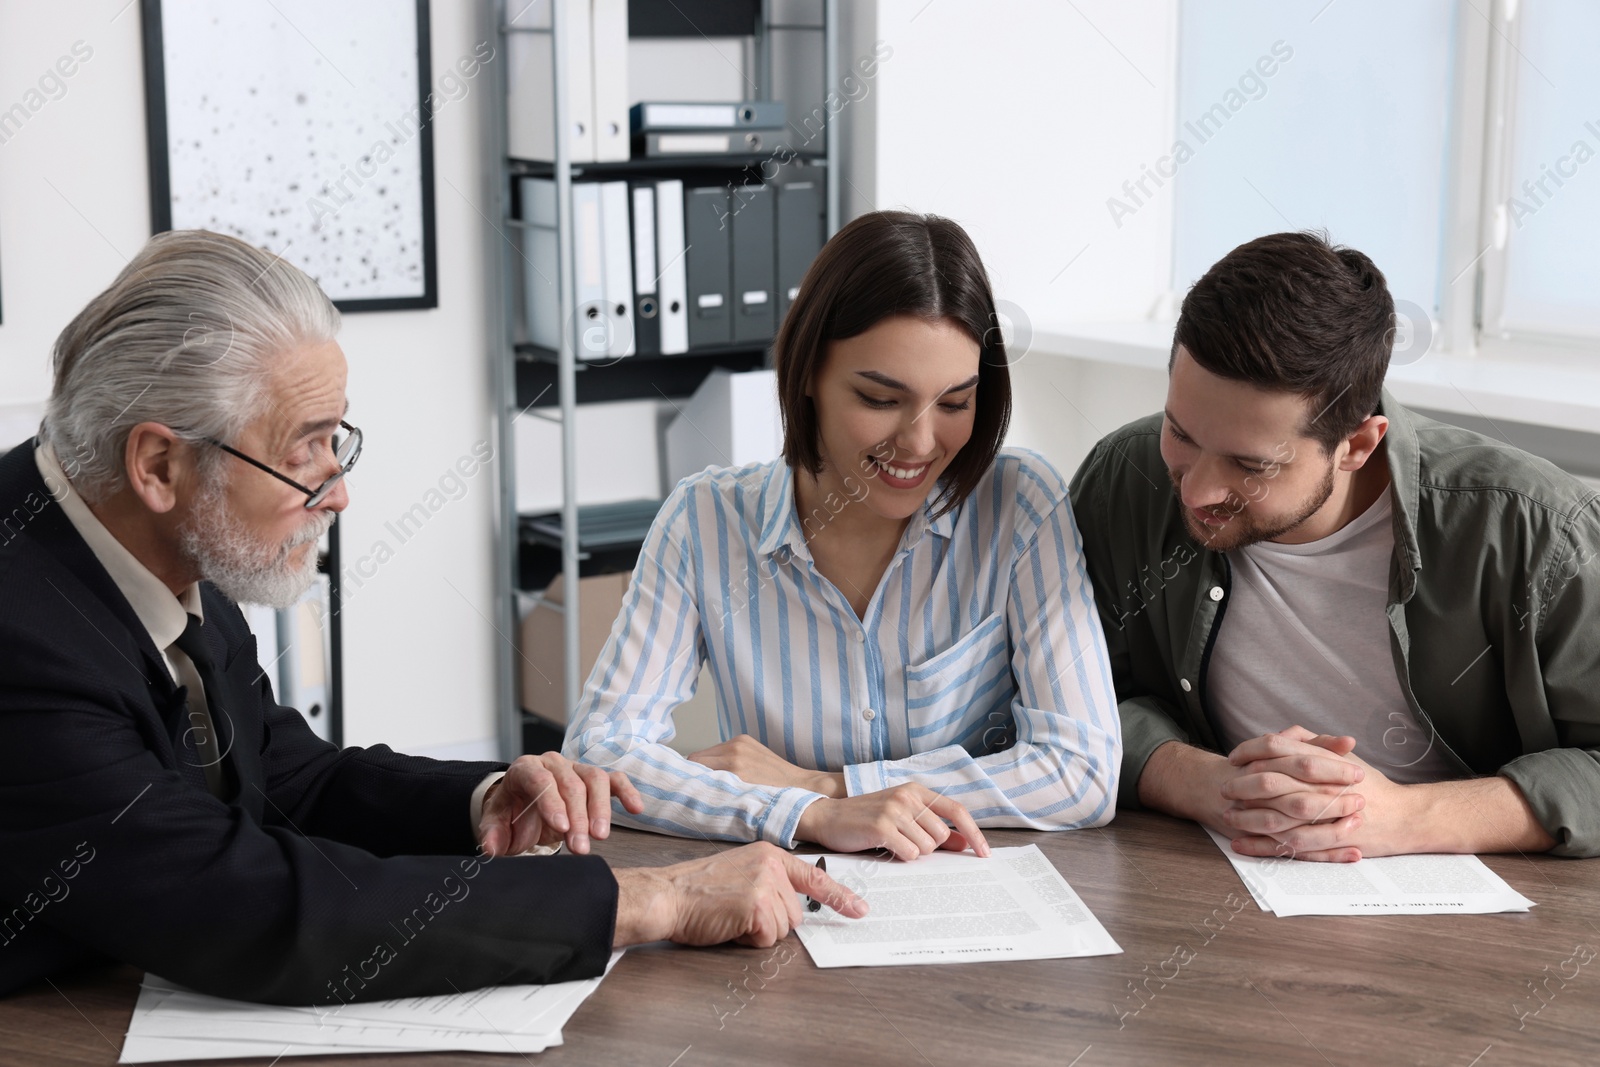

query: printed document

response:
[795,845,1120,968]
[1205,829,1536,917]
[118,953,622,1062]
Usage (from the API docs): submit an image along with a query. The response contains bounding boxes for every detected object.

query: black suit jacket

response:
[0,441,617,1003]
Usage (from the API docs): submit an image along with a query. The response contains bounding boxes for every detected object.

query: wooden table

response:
[4,812,1596,1066]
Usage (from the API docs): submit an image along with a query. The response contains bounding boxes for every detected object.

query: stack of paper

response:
[118,954,622,1062]
[1205,829,1536,916]
[795,845,1121,968]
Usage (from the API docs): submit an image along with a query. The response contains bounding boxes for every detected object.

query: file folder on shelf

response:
[730,183,776,345]
[630,100,786,132]
[655,179,690,355]
[685,186,733,349]
[590,0,630,162]
[640,129,786,157]
[598,180,635,360]
[506,0,594,163]
[774,171,826,325]
[519,177,561,351]
[629,183,661,357]
[572,182,608,361]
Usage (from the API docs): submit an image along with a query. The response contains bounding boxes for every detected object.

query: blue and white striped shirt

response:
[563,448,1121,847]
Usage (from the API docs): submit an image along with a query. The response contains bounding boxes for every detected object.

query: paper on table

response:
[121,1029,556,1062]
[121,997,571,1052]
[1204,828,1537,917]
[121,1036,398,1061]
[794,845,1120,968]
[117,953,622,1063]
[134,966,602,1039]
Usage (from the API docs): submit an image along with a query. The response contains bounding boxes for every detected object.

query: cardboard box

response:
[518,571,630,727]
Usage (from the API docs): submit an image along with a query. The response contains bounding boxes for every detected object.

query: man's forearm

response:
[612,867,676,947]
[1136,740,1230,830]
[1413,775,1557,855]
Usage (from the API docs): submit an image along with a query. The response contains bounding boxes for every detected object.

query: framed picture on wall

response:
[140,0,437,312]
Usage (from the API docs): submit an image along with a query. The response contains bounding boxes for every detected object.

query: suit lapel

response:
[1,442,246,807]
[3,442,269,817]
[2,442,176,695]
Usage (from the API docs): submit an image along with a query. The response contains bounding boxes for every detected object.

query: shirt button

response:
[863,707,876,721]
[855,630,866,643]
[1180,678,1192,693]
[1209,586,1224,602]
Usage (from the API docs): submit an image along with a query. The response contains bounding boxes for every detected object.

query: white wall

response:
[0,4,150,404]
[860,0,1179,477]
[0,1,502,759]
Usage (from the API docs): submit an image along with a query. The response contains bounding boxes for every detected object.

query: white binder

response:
[631,184,657,299]
[506,0,595,163]
[655,179,689,355]
[598,180,635,359]
[589,0,630,162]
[519,178,561,351]
[572,182,607,360]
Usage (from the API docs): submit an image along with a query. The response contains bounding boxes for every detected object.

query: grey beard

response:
[179,474,334,609]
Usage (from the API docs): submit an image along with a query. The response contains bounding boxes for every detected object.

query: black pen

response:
[807,856,827,912]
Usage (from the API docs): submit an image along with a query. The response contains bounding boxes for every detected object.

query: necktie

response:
[171,614,238,801]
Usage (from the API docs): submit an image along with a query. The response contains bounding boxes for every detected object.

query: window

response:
[1174,0,1599,363]
[1481,0,1600,345]
[1172,0,1458,316]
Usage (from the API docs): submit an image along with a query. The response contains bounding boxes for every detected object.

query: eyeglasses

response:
[197,420,363,509]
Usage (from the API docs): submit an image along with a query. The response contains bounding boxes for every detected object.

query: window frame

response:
[1473,0,1600,363]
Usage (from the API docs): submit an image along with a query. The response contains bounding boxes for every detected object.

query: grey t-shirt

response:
[1208,492,1459,784]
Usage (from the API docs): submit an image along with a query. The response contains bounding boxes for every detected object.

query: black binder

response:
[775,172,826,326]
[684,185,733,349]
[628,181,662,357]
[730,183,776,345]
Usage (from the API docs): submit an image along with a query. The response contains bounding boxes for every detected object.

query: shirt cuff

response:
[470,770,508,841]
[758,787,829,849]
[1499,747,1600,858]
[1118,699,1192,810]
[844,760,888,796]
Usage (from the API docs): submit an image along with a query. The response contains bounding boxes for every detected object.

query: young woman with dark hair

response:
[563,210,1120,859]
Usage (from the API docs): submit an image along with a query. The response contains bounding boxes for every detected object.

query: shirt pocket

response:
[904,612,1012,746]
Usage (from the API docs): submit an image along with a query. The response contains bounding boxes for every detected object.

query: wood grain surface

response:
[3,812,1594,1067]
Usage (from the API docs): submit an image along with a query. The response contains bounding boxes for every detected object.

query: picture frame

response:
[140,0,438,312]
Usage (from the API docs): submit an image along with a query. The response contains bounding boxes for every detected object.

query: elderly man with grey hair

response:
[0,229,863,1005]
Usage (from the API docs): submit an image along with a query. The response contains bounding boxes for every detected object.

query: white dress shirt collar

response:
[35,441,203,654]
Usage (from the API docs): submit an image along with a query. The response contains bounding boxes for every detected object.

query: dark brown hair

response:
[1171,231,1394,452]
[773,210,1011,516]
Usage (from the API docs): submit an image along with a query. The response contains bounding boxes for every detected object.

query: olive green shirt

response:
[1068,392,1600,857]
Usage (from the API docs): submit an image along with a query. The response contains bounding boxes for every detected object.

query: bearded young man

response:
[1069,231,1600,862]
[0,230,863,1004]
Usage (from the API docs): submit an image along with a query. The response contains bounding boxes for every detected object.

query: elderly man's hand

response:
[477,752,644,857]
[612,843,870,948]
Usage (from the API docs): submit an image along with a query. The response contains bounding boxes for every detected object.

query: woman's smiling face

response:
[807,314,981,524]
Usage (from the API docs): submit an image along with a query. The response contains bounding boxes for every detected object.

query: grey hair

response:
[43,229,341,502]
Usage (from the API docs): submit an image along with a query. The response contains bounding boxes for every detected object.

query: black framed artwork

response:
[140,0,438,312]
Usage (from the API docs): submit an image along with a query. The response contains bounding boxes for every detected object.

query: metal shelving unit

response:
[483,0,840,759]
